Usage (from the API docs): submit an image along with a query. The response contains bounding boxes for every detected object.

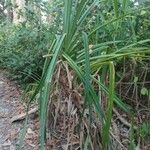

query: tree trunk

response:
[12,0,25,24]
[6,0,13,22]
[46,0,52,24]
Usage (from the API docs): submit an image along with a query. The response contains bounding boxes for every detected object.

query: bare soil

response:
[0,71,39,150]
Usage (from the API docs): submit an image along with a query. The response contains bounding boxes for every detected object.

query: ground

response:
[0,71,39,150]
[0,69,149,150]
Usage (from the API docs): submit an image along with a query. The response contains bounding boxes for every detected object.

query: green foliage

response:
[25,0,150,149]
[138,122,150,139]
[0,0,150,149]
[0,24,54,83]
[26,0,149,149]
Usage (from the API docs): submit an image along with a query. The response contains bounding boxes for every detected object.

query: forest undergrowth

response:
[0,0,150,149]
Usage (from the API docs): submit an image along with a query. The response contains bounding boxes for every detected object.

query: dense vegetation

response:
[0,0,150,149]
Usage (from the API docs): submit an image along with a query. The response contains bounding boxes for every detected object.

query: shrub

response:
[0,23,54,83]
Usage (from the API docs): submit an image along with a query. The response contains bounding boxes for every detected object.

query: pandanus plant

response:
[21,0,150,149]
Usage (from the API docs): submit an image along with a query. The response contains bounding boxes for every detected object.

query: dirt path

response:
[0,72,39,150]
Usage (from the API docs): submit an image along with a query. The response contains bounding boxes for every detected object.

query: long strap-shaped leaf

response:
[63,52,105,121]
[83,31,98,129]
[63,53,130,112]
[77,1,98,26]
[63,0,98,53]
[63,0,72,49]
[82,32,105,124]
[39,34,65,150]
[102,62,115,149]
[113,0,119,18]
